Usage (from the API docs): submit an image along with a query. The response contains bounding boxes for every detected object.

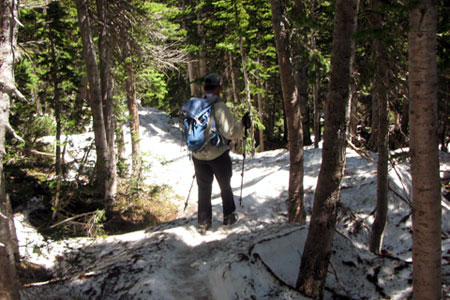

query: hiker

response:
[191,73,251,234]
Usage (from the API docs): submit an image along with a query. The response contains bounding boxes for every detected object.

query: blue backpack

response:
[180,96,222,152]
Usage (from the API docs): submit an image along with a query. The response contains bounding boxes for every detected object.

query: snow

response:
[17,105,450,299]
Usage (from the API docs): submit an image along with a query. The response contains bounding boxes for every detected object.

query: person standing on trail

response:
[192,73,251,234]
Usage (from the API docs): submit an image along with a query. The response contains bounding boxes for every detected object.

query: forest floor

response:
[10,106,450,299]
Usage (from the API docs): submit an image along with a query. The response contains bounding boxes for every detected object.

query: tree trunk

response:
[256,61,265,152]
[227,52,239,104]
[185,0,207,97]
[232,0,254,156]
[439,81,448,152]
[400,97,409,136]
[368,88,379,150]
[116,120,126,177]
[311,32,321,148]
[75,0,110,200]
[296,0,358,297]
[349,83,358,144]
[196,6,207,78]
[238,39,256,156]
[96,0,117,202]
[408,1,441,299]
[181,0,198,97]
[123,39,142,178]
[47,9,63,220]
[295,65,312,146]
[256,89,264,152]
[267,81,277,139]
[0,0,20,298]
[270,0,306,224]
[0,176,19,300]
[348,28,358,147]
[233,0,256,156]
[187,58,201,96]
[313,78,321,148]
[368,0,390,255]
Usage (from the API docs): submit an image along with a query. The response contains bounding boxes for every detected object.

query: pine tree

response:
[0,0,20,297]
[270,0,306,224]
[296,0,359,297]
[408,1,441,298]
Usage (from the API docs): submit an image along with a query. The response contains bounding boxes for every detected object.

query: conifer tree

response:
[408,1,441,298]
[270,0,306,224]
[296,0,359,297]
[368,0,390,255]
[0,0,20,297]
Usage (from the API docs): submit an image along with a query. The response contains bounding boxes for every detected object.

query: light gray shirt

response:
[192,94,244,161]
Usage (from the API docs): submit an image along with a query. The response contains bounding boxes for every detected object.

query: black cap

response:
[204,73,222,90]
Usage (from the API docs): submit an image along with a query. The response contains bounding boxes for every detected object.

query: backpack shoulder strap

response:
[207,97,225,144]
[204,98,216,137]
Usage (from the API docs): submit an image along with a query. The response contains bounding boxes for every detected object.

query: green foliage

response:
[187,0,282,148]
[32,115,57,138]
[10,0,448,220]
[112,1,186,115]
[14,58,40,99]
[137,68,169,109]
[14,0,87,147]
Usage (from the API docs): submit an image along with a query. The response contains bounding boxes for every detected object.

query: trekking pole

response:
[184,173,196,211]
[239,127,248,207]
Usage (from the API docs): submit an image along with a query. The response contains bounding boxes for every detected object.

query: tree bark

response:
[185,0,205,97]
[227,52,239,105]
[196,5,207,78]
[238,38,256,156]
[46,7,63,220]
[256,59,265,152]
[96,0,116,201]
[187,58,201,96]
[368,0,390,255]
[296,0,358,297]
[232,0,256,156]
[123,38,142,177]
[311,31,321,148]
[408,1,441,299]
[270,0,306,224]
[295,65,312,146]
[0,0,20,298]
[368,87,379,150]
[75,0,110,200]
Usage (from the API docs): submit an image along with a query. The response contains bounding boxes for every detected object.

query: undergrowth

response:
[5,153,180,239]
[5,145,182,286]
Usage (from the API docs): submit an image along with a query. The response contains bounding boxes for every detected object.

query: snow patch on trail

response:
[17,106,450,299]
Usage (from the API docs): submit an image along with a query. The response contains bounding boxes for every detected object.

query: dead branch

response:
[347,138,374,161]
[49,211,97,229]
[5,122,25,143]
[0,81,27,102]
[389,160,412,204]
[329,260,351,298]
[389,184,412,206]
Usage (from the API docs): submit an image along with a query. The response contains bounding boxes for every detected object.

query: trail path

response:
[17,106,450,299]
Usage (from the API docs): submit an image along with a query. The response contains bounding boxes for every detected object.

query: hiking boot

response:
[223,213,237,225]
[198,223,211,235]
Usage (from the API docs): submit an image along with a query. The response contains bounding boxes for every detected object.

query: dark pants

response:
[193,150,236,225]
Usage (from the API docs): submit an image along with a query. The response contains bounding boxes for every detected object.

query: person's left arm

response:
[214,102,244,140]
